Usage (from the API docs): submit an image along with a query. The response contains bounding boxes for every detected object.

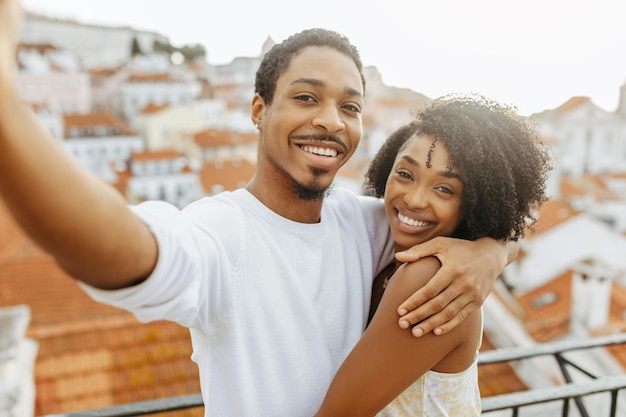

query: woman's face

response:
[384,134,465,252]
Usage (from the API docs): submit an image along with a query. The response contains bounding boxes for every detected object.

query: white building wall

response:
[135,99,229,151]
[15,71,91,114]
[534,101,626,176]
[20,14,169,69]
[127,173,203,208]
[120,80,201,121]
[0,305,38,417]
[63,135,145,182]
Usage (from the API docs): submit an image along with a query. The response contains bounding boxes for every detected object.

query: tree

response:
[131,37,143,56]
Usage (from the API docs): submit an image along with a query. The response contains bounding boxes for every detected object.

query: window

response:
[531,291,558,309]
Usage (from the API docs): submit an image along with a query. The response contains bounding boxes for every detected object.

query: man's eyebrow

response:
[400,155,462,180]
[292,77,324,88]
[291,77,363,99]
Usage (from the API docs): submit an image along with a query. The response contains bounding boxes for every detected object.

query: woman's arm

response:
[315,257,478,417]
[396,236,516,336]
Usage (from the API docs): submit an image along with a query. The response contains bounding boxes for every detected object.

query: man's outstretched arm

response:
[395,236,518,336]
[0,0,157,288]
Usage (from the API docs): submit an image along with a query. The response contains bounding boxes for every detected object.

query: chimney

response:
[571,259,614,332]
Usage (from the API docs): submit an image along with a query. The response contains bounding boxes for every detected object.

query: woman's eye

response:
[437,186,453,195]
[397,170,412,180]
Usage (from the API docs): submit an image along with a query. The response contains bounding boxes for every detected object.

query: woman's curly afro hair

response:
[364,93,553,242]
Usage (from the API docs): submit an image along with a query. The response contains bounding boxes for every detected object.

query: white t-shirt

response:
[82,187,394,416]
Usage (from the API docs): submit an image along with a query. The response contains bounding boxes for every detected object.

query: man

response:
[0,2,515,415]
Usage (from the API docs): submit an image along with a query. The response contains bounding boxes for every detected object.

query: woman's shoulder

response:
[394,256,442,289]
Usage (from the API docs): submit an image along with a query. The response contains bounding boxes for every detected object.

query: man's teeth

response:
[398,213,429,227]
[302,145,338,157]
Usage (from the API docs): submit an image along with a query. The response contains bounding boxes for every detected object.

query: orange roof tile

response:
[128,73,171,83]
[140,103,170,114]
[193,129,257,147]
[63,112,134,137]
[478,333,528,397]
[199,160,255,193]
[554,96,591,115]
[561,175,617,202]
[514,271,573,343]
[0,232,201,416]
[525,199,579,239]
[131,149,180,161]
[0,199,24,264]
[18,43,58,54]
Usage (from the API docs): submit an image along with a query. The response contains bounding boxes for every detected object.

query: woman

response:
[315,93,552,416]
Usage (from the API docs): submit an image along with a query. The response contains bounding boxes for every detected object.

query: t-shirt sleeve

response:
[79,200,214,331]
[357,195,395,276]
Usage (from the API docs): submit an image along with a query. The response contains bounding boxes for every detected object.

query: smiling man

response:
[0,3,514,414]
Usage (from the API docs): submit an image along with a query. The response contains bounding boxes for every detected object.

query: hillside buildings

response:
[4,8,626,417]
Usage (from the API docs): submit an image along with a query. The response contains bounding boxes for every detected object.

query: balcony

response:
[40,333,626,417]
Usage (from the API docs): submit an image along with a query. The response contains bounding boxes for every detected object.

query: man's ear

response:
[251,93,265,127]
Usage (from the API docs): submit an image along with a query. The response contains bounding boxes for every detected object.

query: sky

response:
[18,0,626,116]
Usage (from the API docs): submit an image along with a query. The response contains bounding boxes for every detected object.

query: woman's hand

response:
[394,236,514,336]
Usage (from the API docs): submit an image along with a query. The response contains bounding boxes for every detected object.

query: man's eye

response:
[343,104,361,113]
[295,95,315,102]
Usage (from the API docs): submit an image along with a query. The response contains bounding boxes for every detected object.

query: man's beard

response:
[292,167,334,201]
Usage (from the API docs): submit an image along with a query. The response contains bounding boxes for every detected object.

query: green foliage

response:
[131,37,143,56]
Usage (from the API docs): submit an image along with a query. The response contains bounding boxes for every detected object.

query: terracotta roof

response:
[199,160,255,193]
[63,112,134,137]
[525,199,579,239]
[131,149,180,162]
[140,103,169,114]
[18,43,58,54]
[561,175,617,202]
[128,73,171,83]
[515,271,573,342]
[193,129,257,147]
[88,67,121,78]
[31,317,201,416]
[0,199,25,264]
[0,219,201,415]
[111,166,132,196]
[554,96,591,115]
[478,333,528,397]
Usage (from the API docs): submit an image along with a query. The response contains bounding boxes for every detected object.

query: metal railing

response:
[480,332,626,416]
[42,333,626,417]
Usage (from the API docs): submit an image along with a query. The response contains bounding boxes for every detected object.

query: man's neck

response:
[245,180,324,224]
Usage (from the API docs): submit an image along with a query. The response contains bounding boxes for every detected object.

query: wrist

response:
[476,237,508,270]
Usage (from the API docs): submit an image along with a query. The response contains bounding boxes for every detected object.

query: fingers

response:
[395,236,444,263]
[407,300,477,338]
[398,272,483,337]
[397,280,448,324]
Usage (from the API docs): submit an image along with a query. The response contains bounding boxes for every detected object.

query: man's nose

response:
[312,104,345,132]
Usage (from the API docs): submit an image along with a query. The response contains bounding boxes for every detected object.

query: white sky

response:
[19,0,626,116]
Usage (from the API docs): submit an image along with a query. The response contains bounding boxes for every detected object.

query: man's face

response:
[252,46,363,200]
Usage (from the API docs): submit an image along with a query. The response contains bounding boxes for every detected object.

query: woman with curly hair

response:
[315,93,552,416]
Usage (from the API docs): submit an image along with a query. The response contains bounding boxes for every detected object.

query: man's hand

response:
[0,0,22,81]
[395,236,514,337]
